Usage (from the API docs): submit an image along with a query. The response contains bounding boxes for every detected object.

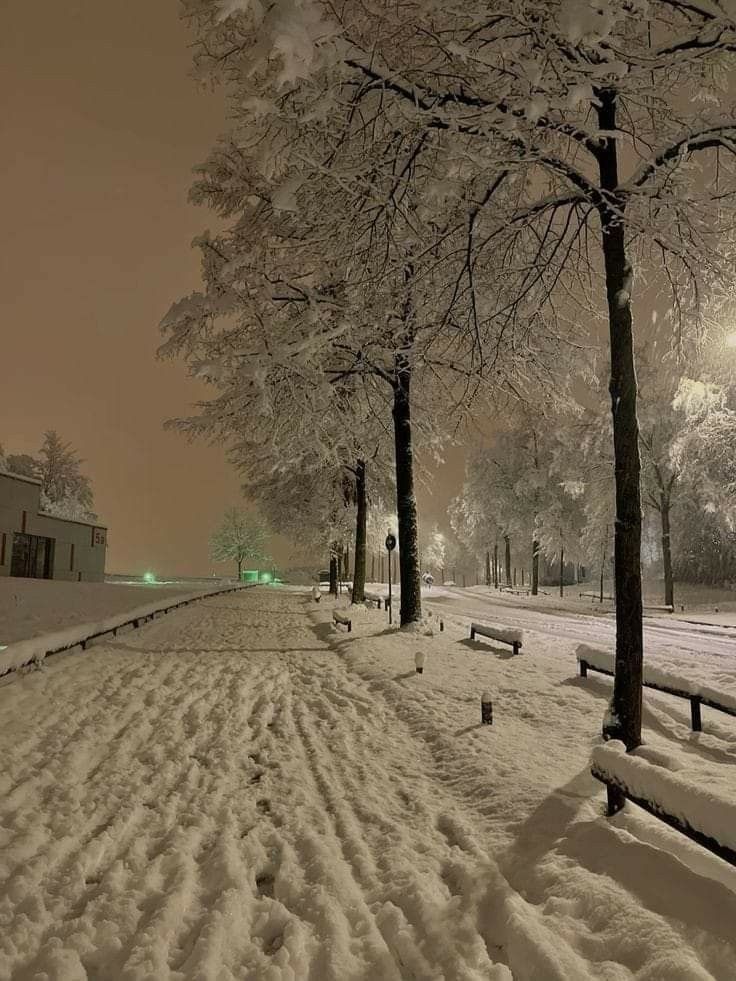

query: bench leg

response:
[513,642,520,656]
[606,783,626,816]
[348,622,352,633]
[690,696,702,732]
[470,628,475,641]
[580,660,588,678]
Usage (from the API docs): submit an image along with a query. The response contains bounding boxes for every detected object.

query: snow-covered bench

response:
[576,645,736,732]
[470,623,523,656]
[332,610,352,632]
[644,604,675,615]
[591,741,736,866]
[579,591,613,602]
[364,591,387,609]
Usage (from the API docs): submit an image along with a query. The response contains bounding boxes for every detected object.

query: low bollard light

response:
[415,651,425,674]
[481,691,493,725]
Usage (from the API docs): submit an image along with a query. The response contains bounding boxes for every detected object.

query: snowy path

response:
[2,588,736,979]
[0,591,514,980]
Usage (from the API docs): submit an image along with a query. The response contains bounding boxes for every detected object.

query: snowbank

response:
[592,741,736,857]
[576,645,736,713]
[0,584,254,677]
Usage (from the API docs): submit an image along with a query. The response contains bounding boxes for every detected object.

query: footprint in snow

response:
[256,798,271,815]
[256,872,275,898]
[264,930,284,956]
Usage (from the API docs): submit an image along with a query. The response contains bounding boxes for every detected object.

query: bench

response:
[470,623,523,656]
[364,592,386,609]
[591,741,736,866]
[576,645,736,732]
[333,610,352,632]
[643,604,675,615]
[579,591,613,602]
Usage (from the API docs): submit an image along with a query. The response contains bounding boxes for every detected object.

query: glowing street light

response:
[143,571,157,584]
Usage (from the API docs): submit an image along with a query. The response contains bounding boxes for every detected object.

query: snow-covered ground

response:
[1,586,736,979]
[0,579,203,646]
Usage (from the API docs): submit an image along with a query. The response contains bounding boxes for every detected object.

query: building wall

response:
[0,472,107,582]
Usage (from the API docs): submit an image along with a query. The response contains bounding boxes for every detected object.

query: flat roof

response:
[1,469,107,529]
[0,468,42,487]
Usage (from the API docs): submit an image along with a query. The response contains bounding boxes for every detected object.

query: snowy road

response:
[2,588,736,980]
[426,587,736,661]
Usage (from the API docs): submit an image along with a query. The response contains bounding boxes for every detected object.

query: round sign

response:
[385,533,397,551]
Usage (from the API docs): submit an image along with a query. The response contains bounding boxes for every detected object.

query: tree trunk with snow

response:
[329,549,338,597]
[485,550,491,587]
[493,543,498,588]
[392,356,422,625]
[504,535,511,586]
[531,540,539,596]
[660,491,674,610]
[352,459,367,604]
[597,88,644,751]
[559,545,564,598]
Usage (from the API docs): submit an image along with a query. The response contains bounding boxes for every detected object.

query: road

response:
[426,587,736,661]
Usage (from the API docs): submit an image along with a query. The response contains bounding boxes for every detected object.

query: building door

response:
[11,533,55,579]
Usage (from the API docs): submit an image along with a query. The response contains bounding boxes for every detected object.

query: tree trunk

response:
[600,534,607,604]
[352,459,367,603]
[485,549,491,587]
[504,535,511,586]
[661,492,674,609]
[329,548,338,596]
[371,552,375,583]
[598,89,644,751]
[493,543,498,588]
[531,540,539,596]
[392,357,422,625]
[559,545,564,598]
[237,558,242,581]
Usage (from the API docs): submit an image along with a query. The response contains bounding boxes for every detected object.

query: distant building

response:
[0,471,106,582]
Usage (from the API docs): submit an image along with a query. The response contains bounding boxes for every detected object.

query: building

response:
[0,471,107,582]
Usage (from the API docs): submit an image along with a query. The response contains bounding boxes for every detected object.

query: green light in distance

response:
[143,571,157,584]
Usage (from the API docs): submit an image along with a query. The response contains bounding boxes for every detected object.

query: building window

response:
[70,543,75,572]
[11,533,55,579]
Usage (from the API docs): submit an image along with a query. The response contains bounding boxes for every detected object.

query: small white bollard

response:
[415,651,425,674]
[481,691,493,725]
[311,585,321,603]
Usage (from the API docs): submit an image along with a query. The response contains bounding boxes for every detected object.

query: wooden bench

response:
[576,646,736,732]
[333,610,352,632]
[591,742,736,867]
[470,623,523,656]
[364,592,386,609]
[643,604,675,615]
[579,591,613,602]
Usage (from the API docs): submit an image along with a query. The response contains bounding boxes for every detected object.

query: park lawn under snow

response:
[0,578,202,646]
[1,587,736,979]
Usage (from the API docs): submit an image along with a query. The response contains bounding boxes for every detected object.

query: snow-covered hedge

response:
[0,584,255,678]
[575,645,736,714]
[592,741,736,857]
